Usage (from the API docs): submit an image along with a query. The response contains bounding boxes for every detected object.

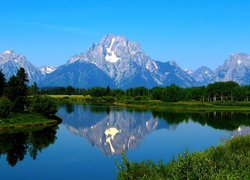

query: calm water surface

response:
[1,104,250,180]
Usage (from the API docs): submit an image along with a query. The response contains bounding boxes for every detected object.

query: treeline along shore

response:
[39,81,250,111]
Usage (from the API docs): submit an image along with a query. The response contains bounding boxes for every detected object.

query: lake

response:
[1,104,250,180]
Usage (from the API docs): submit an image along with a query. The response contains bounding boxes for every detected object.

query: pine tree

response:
[5,75,19,101]
[16,67,29,97]
[5,68,29,112]
[0,70,6,96]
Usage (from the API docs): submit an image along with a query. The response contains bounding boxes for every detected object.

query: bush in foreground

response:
[117,135,250,179]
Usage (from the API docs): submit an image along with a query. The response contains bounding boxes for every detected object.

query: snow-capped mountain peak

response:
[0,50,43,83]
[213,53,250,84]
[0,50,22,65]
[43,34,196,88]
[67,34,144,64]
[39,66,57,75]
[100,34,144,62]
[227,53,250,66]
[3,50,14,54]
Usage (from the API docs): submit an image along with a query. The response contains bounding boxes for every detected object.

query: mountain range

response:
[1,34,250,88]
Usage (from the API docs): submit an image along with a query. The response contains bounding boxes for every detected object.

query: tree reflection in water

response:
[151,111,250,130]
[88,106,250,131]
[0,126,58,167]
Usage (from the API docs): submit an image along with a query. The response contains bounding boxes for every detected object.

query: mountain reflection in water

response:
[60,105,173,155]
[59,104,250,156]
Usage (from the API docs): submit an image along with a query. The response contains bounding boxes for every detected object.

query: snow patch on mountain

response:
[183,68,193,75]
[105,37,120,63]
[40,66,57,74]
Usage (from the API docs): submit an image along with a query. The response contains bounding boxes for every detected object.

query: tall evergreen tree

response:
[0,70,6,96]
[5,68,29,112]
[5,75,19,101]
[16,67,29,97]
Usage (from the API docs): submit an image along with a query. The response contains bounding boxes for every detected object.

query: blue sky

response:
[1,0,250,70]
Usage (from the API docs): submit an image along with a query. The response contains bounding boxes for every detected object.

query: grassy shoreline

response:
[49,95,250,112]
[0,113,61,132]
[114,101,250,112]
[118,134,250,179]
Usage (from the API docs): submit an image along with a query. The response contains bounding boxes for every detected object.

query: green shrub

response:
[30,96,57,118]
[102,96,115,103]
[0,97,12,118]
[118,135,250,179]
[213,101,250,107]
[134,96,145,100]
